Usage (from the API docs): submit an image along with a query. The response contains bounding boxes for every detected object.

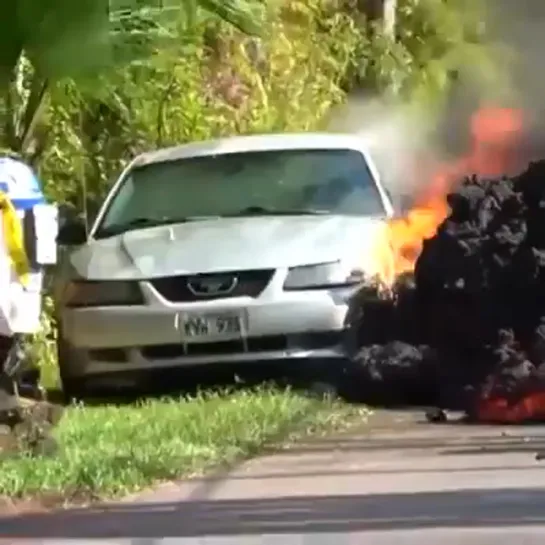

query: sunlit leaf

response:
[0,0,264,85]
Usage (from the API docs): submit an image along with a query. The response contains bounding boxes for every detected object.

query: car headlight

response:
[283,261,365,290]
[64,280,144,307]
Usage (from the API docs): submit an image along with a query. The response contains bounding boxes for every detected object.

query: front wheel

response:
[59,374,89,404]
[56,338,89,403]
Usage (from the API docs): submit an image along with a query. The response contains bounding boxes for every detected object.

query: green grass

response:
[0,387,365,501]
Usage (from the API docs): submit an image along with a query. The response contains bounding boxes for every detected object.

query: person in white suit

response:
[0,156,57,379]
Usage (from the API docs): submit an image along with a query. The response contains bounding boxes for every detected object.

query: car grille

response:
[150,269,275,302]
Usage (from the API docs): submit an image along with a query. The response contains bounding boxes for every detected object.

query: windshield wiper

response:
[225,206,330,217]
[94,216,217,238]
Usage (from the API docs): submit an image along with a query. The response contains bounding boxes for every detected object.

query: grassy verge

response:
[0,387,366,502]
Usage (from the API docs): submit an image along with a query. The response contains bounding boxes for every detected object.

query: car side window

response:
[102,175,136,225]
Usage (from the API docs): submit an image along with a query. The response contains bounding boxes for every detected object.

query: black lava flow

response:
[345,159,545,413]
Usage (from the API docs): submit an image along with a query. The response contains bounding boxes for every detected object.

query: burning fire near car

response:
[348,105,545,424]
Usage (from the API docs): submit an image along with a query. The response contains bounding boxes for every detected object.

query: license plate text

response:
[182,313,242,338]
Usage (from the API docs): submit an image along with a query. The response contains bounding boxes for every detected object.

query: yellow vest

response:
[0,191,30,287]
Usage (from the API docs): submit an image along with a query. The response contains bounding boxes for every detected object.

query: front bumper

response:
[59,280,356,379]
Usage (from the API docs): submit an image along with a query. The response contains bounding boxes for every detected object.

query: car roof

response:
[132,133,370,167]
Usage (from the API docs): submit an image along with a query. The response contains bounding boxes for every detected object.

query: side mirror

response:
[56,219,87,246]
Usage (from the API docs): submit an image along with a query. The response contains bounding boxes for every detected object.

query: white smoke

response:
[326,92,438,203]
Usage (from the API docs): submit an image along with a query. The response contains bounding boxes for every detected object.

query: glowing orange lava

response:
[388,107,524,276]
[476,391,545,424]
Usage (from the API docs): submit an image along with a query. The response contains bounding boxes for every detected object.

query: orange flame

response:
[387,107,524,276]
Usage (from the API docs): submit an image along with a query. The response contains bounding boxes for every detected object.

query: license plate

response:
[181,312,244,339]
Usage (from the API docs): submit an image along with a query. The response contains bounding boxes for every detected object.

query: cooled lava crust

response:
[350,160,545,422]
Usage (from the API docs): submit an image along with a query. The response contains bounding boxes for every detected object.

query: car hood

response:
[67,215,392,280]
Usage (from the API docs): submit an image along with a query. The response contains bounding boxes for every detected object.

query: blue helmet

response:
[0,157,45,211]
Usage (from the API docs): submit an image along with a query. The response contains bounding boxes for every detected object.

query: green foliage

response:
[0,0,264,85]
[38,0,360,209]
[23,296,58,390]
[395,0,510,105]
[339,0,509,120]
[5,0,506,204]
[0,0,266,159]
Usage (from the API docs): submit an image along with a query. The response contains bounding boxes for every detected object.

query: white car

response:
[54,133,397,397]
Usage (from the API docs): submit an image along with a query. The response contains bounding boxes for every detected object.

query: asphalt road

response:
[3,410,545,543]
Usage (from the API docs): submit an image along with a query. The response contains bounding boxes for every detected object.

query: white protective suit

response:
[0,158,56,336]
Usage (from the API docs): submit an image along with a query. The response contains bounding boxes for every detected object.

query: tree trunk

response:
[359,0,397,38]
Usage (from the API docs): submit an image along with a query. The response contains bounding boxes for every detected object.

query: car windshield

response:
[94,148,386,238]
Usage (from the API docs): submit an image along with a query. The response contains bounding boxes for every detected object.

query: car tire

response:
[59,374,89,404]
[56,338,89,403]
